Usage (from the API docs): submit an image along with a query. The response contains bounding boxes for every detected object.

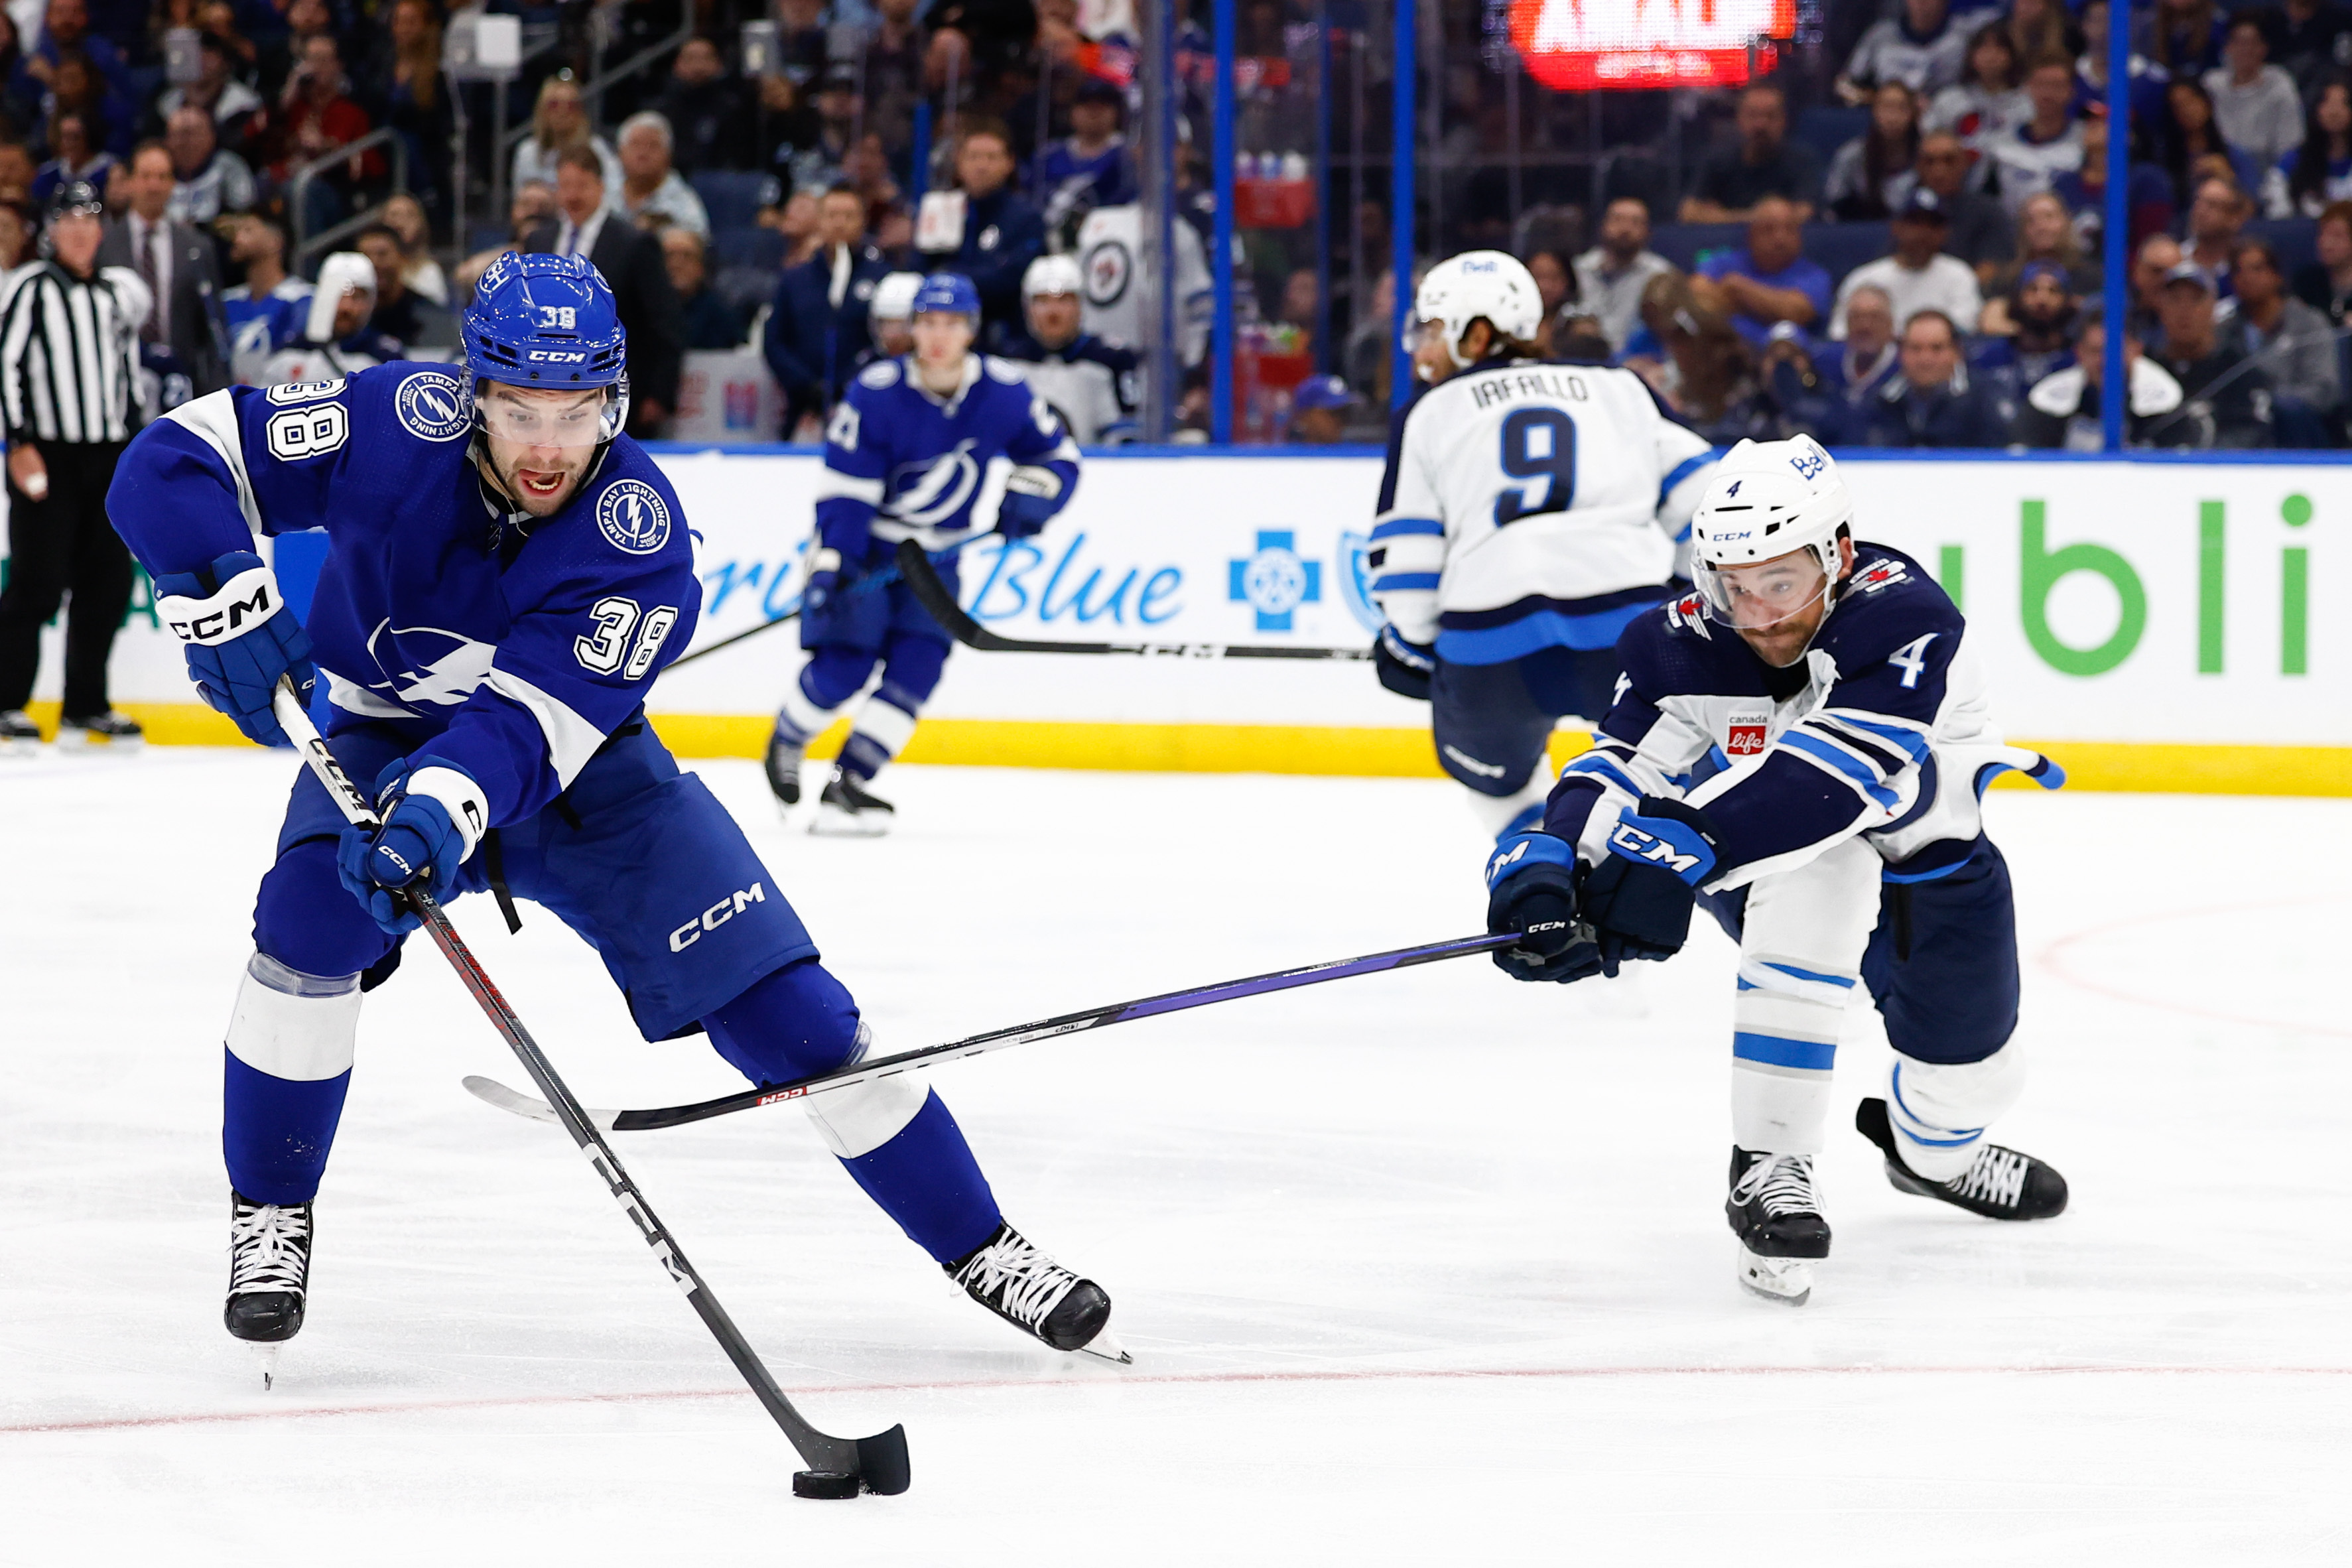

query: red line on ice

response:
[8,1362,2348,1437]
[2034,894,2352,1039]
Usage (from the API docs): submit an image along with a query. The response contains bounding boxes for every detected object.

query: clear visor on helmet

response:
[1399,315,1451,355]
[1691,546,1832,634]
[475,382,625,449]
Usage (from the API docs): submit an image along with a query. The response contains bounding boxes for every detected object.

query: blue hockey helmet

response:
[462,251,629,444]
[911,271,981,321]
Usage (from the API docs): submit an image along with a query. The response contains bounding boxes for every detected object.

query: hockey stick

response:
[461,931,1517,1134]
[895,539,1375,661]
[665,533,994,673]
[271,685,910,1498]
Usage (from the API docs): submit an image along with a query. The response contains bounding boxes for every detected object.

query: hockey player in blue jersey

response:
[763,272,1080,832]
[106,253,1126,1366]
[1480,436,2067,1306]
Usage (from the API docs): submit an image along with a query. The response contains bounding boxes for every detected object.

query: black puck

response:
[792,1470,862,1500]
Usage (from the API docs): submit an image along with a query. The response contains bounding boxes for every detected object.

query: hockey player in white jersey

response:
[1369,251,1719,840]
[1481,436,2069,1306]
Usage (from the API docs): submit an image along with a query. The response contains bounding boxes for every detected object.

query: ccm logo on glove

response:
[1606,820,1709,878]
[156,566,280,645]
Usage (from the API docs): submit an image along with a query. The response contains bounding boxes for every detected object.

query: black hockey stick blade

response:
[896,539,1372,661]
[464,931,1518,1133]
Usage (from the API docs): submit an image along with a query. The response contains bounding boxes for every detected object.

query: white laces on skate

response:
[1732,1153,1820,1217]
[952,1230,1078,1329]
[1949,1146,2029,1210]
[230,1203,310,1297]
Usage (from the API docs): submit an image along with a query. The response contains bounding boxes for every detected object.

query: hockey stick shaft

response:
[468,931,1516,1134]
[271,686,909,1493]
[896,539,1374,661]
[666,533,992,673]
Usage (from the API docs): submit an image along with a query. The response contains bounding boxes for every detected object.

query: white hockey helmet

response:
[1687,436,1856,628]
[1405,250,1542,371]
[1023,253,1084,298]
[870,270,923,322]
[306,251,377,344]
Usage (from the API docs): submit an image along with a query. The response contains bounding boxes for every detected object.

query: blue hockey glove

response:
[1484,830,1602,984]
[335,759,488,935]
[1374,625,1435,702]
[151,550,316,748]
[798,544,868,643]
[996,465,1063,539]
[1579,796,1720,976]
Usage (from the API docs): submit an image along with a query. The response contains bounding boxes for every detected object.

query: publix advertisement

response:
[15,449,2344,778]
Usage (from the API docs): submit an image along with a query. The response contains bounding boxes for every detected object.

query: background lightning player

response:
[1369,250,1718,841]
[763,272,1080,833]
[1482,436,2067,1305]
[105,254,1123,1372]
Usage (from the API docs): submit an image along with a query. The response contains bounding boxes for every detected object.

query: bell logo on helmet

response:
[596,480,672,555]
[1790,448,1826,480]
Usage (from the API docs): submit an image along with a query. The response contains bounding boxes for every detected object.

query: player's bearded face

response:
[478,383,610,517]
[1699,547,1836,666]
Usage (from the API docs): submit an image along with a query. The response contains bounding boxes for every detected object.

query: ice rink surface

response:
[2,748,2346,1566]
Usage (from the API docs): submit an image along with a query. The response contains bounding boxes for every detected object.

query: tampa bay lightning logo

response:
[597,479,672,555]
[363,620,497,708]
[395,370,470,442]
[882,440,982,529]
[1336,531,1384,633]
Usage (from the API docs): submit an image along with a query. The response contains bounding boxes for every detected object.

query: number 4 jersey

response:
[1370,361,1719,662]
[106,362,699,831]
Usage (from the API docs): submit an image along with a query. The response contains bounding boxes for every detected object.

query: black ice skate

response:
[54,710,143,748]
[809,765,895,836]
[1855,1098,2068,1221]
[763,723,806,809]
[947,1222,1130,1364]
[0,708,38,756]
[1727,1148,1831,1306]
[227,1191,312,1386]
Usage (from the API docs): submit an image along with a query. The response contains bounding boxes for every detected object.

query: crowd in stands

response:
[1510,0,2352,450]
[1,0,2349,450]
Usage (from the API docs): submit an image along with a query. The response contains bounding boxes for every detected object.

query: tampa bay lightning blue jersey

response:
[107,363,698,830]
[816,354,1080,554]
[222,278,314,363]
[1546,543,2059,890]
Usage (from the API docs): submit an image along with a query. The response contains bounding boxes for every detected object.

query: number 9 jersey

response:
[1370,363,1717,661]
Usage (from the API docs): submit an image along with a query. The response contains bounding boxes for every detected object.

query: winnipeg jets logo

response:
[363,621,498,708]
[1082,237,1131,306]
[597,480,672,555]
[883,440,982,529]
[395,371,470,441]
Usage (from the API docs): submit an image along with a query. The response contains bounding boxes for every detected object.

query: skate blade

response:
[251,1342,283,1391]
[1073,1325,1133,1366]
[809,807,891,838]
[1736,1244,1815,1307]
[0,740,38,758]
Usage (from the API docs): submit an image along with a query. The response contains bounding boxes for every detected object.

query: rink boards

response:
[17,448,2347,794]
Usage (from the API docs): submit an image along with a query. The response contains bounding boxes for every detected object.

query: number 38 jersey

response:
[106,362,700,832]
[1370,360,1718,663]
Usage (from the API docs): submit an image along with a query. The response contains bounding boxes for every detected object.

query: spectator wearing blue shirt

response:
[1697,196,1832,348]
[1814,281,1902,413]
[1857,308,2012,446]
[928,119,1045,337]
[1034,78,1138,235]
[765,183,891,433]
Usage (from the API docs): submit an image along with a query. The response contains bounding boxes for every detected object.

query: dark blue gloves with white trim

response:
[150,549,316,748]
[1374,625,1435,702]
[1485,797,1721,983]
[335,759,488,935]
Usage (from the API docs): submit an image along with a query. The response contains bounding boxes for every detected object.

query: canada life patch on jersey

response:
[395,371,470,441]
[596,480,672,555]
[1725,721,1768,756]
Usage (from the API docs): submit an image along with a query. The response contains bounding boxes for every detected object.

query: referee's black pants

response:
[0,439,133,720]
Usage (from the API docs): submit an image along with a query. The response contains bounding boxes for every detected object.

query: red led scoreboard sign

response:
[1509,0,1798,90]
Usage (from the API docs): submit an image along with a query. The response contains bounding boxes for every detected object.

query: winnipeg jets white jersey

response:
[1369,361,1717,663]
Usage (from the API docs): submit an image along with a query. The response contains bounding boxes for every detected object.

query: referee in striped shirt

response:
[0,180,149,751]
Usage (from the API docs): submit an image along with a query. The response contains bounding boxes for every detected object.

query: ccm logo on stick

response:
[668,883,766,951]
